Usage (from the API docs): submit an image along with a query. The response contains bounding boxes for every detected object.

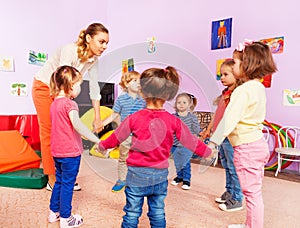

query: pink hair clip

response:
[236,39,254,51]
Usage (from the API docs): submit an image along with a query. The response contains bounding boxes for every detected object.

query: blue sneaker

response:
[112,180,126,192]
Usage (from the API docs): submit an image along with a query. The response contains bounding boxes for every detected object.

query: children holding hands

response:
[171,93,201,190]
[101,71,146,192]
[97,66,216,227]
[209,40,277,228]
[48,65,101,228]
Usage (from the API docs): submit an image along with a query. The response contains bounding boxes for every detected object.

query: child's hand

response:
[207,142,219,166]
[95,141,107,155]
[200,130,210,139]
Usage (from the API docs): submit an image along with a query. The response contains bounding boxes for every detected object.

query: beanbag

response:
[0,130,41,173]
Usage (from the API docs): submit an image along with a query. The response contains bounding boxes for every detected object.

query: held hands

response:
[94,141,109,157]
[207,142,219,166]
[93,118,104,133]
[199,130,211,140]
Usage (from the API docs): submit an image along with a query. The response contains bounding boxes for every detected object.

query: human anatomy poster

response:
[0,56,14,72]
[283,89,300,106]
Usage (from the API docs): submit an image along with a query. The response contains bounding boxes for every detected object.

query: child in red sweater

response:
[97,66,217,228]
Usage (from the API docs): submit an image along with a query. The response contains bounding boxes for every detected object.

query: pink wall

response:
[0,0,299,128]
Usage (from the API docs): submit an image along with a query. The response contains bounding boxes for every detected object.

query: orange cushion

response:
[0,130,41,173]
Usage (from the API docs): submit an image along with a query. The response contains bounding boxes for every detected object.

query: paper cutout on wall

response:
[0,56,14,72]
[283,89,300,106]
[122,58,134,73]
[260,37,284,54]
[128,58,134,72]
[28,50,48,66]
[147,36,156,53]
[211,18,232,50]
[11,83,28,96]
[122,59,128,73]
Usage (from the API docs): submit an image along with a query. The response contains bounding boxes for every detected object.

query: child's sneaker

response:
[215,191,232,203]
[48,210,60,223]
[228,224,246,228]
[219,198,243,212]
[181,181,191,190]
[111,179,126,192]
[73,183,81,191]
[60,214,83,228]
[171,177,183,186]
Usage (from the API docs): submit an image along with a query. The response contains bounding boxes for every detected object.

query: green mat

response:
[0,168,47,189]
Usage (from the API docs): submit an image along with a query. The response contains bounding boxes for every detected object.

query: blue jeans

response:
[171,146,193,182]
[122,167,168,228]
[49,156,81,218]
[219,138,243,202]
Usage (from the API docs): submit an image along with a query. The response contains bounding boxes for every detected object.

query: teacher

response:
[32,23,109,191]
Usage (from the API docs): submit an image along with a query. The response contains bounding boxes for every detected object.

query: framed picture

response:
[211,18,232,50]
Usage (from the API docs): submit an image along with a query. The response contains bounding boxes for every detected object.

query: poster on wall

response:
[211,18,232,50]
[147,36,156,53]
[122,58,135,73]
[283,89,300,106]
[0,56,14,72]
[260,36,284,54]
[10,83,28,97]
[28,50,48,66]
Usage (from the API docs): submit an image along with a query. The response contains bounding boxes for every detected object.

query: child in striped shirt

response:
[171,93,201,190]
[102,71,146,192]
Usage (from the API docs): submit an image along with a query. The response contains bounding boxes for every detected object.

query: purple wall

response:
[0,0,299,128]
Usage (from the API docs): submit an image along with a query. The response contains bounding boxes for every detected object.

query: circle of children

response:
[35,23,277,228]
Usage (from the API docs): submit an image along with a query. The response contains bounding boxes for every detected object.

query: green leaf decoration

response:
[286,95,295,104]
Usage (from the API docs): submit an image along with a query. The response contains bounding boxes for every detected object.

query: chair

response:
[262,125,270,142]
[275,126,300,176]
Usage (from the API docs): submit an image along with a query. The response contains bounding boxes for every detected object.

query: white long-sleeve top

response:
[210,80,265,146]
[35,43,101,100]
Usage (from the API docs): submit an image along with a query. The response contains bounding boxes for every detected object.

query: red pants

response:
[32,79,55,175]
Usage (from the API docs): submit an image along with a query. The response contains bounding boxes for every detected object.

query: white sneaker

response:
[46,182,81,191]
[181,181,191,190]
[46,182,53,191]
[48,210,60,223]
[73,183,81,191]
[60,214,83,228]
[228,224,246,228]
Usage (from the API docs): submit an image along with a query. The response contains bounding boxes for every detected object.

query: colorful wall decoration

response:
[28,50,48,66]
[283,89,300,106]
[10,83,28,97]
[0,56,14,72]
[147,36,156,53]
[211,18,232,50]
[260,36,284,54]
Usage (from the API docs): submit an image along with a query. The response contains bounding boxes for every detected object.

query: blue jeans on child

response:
[122,166,168,228]
[219,138,243,202]
[49,155,81,218]
[171,146,193,182]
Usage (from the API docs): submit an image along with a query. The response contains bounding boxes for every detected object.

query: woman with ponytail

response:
[32,23,109,191]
